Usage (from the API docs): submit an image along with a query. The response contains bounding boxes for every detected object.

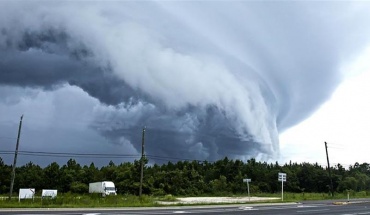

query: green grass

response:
[1,191,369,208]
[157,194,177,202]
[0,194,160,208]
[254,191,370,202]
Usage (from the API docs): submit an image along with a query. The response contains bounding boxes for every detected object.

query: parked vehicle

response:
[88,181,117,196]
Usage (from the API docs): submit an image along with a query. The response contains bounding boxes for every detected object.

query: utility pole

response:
[139,127,145,197]
[9,115,23,200]
[325,142,334,197]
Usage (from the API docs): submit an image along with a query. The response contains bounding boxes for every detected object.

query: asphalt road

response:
[1,199,370,215]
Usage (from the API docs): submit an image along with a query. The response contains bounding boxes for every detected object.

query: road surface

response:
[0,199,369,215]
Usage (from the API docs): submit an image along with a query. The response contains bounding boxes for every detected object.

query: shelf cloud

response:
[1,1,370,164]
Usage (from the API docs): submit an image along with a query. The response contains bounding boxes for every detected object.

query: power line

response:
[0,151,14,155]
[17,154,139,159]
[0,150,200,162]
[0,150,139,158]
[0,149,363,168]
[0,150,213,163]
[146,154,205,162]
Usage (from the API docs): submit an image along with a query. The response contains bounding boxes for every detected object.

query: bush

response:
[70,182,88,194]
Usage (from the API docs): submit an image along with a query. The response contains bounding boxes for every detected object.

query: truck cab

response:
[103,181,117,196]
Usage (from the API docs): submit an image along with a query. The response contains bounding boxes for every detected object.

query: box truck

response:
[89,181,117,196]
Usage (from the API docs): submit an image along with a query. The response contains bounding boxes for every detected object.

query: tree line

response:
[0,157,369,196]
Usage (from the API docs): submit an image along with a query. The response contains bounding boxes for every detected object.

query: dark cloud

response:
[1,1,370,165]
[0,28,140,105]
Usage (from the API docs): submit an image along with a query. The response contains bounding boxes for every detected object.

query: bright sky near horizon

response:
[279,46,370,168]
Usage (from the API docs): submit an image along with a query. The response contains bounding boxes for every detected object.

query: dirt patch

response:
[158,196,280,205]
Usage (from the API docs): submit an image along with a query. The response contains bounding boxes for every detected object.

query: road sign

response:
[278,173,287,201]
[242,178,251,201]
[42,189,58,198]
[278,173,287,182]
[19,188,35,202]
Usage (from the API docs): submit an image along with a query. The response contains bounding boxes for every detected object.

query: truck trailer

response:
[89,181,117,196]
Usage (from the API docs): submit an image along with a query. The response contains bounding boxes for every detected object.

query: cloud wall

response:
[1,1,370,163]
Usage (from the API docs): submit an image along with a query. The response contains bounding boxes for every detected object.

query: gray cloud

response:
[1,1,370,165]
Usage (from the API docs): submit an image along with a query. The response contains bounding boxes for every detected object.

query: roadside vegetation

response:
[1,191,370,208]
[0,194,158,208]
[0,156,370,207]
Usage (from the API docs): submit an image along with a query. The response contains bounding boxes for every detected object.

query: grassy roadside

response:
[0,192,369,208]
[255,190,370,201]
[0,194,160,208]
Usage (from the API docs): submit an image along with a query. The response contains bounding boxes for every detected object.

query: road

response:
[0,199,369,215]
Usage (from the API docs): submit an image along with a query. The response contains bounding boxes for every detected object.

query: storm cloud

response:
[1,1,370,165]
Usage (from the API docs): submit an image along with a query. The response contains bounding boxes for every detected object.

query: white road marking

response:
[297,209,330,213]
[297,205,318,208]
[239,206,257,210]
[339,211,370,215]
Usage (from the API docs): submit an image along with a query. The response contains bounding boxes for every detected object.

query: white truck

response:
[89,181,117,196]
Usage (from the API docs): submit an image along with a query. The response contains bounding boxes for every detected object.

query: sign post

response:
[278,173,287,201]
[243,178,251,201]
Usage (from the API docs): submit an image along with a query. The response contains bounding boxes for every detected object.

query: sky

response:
[1,1,370,167]
[279,46,370,168]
